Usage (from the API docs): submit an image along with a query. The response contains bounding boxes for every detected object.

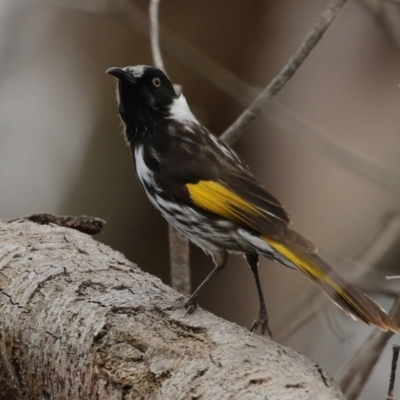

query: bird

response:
[107,64,399,335]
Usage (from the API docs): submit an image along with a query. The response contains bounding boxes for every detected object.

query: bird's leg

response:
[184,251,228,315]
[246,253,272,337]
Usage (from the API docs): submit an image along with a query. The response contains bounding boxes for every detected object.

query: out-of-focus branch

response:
[168,226,190,296]
[336,296,400,400]
[149,0,165,72]
[107,0,259,103]
[275,213,400,341]
[220,0,349,144]
[387,344,400,400]
[148,0,190,296]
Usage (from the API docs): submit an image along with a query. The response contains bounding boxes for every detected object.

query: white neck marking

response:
[167,95,199,124]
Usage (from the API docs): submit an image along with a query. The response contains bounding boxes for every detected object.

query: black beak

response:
[106,67,136,83]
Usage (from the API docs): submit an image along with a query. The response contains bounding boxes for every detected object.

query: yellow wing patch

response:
[186,180,263,222]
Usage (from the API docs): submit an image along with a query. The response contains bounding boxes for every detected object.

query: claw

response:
[184,304,197,317]
[250,312,272,338]
[183,297,198,316]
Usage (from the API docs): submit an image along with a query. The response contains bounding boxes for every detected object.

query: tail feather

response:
[264,237,399,333]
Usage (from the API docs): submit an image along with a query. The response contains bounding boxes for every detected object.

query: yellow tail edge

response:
[263,236,399,333]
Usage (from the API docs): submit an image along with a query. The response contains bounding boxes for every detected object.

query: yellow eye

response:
[152,77,161,87]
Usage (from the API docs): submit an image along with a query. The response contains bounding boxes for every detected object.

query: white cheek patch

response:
[167,95,199,124]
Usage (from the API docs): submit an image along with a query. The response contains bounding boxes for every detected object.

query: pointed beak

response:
[106,67,136,84]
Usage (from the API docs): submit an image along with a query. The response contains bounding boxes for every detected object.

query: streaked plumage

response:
[107,65,399,334]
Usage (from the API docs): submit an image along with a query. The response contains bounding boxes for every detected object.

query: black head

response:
[106,65,177,124]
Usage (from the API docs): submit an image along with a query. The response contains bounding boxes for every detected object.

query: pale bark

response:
[0,220,344,400]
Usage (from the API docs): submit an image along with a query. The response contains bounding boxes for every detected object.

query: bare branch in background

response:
[149,0,165,72]
[168,226,190,296]
[107,0,259,103]
[337,296,400,400]
[220,0,349,144]
[148,0,190,296]
[387,344,400,400]
[275,213,400,341]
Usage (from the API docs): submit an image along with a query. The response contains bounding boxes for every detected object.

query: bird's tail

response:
[264,237,399,333]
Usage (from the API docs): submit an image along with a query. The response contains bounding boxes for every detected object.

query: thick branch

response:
[0,220,344,399]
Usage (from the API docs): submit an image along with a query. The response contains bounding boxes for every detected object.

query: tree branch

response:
[387,344,400,400]
[337,295,400,400]
[148,0,191,296]
[149,0,165,72]
[168,225,190,296]
[220,0,349,144]
[0,219,345,399]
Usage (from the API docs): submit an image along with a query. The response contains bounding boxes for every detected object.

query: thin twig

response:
[387,344,400,400]
[336,296,400,400]
[220,0,349,144]
[275,213,400,341]
[148,0,190,295]
[149,0,165,72]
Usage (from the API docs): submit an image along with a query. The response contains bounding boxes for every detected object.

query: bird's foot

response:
[183,295,198,317]
[250,311,272,337]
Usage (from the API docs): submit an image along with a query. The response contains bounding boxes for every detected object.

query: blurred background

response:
[1,0,400,398]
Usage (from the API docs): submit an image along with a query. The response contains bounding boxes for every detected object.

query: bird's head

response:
[107,65,198,132]
[106,65,176,120]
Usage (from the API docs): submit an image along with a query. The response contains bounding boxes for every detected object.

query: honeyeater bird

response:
[107,65,399,335]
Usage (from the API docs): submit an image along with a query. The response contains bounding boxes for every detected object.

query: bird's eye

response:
[152,78,161,88]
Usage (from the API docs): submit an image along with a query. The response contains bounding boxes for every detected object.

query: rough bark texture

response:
[0,220,344,399]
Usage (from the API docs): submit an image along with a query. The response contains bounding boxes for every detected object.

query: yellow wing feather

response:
[186,180,264,221]
[186,180,317,252]
[264,237,343,293]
